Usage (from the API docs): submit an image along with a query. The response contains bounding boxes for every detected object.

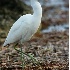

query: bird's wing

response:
[8,16,25,33]
[8,14,31,33]
[3,14,32,46]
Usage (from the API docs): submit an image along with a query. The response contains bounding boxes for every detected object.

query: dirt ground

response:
[0,30,69,70]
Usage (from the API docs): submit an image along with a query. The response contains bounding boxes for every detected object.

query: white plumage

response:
[3,0,42,46]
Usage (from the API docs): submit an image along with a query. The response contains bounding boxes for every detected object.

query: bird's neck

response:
[31,0,42,18]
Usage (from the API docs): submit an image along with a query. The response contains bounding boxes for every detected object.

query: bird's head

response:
[30,0,41,8]
[30,0,42,17]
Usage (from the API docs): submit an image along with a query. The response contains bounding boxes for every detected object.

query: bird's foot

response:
[27,53,40,65]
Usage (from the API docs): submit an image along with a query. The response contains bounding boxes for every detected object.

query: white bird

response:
[3,0,42,47]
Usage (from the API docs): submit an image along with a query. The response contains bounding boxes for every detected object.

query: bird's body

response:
[3,0,42,46]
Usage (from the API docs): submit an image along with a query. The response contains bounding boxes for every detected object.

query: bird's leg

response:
[14,43,19,51]
[13,43,25,69]
[20,45,25,69]
[13,43,24,54]
[14,43,39,65]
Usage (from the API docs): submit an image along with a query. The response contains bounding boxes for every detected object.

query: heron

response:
[3,0,42,68]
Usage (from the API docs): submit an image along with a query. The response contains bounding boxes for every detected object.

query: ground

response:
[0,30,69,70]
[0,0,69,70]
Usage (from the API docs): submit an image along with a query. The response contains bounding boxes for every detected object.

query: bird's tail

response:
[3,41,8,47]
